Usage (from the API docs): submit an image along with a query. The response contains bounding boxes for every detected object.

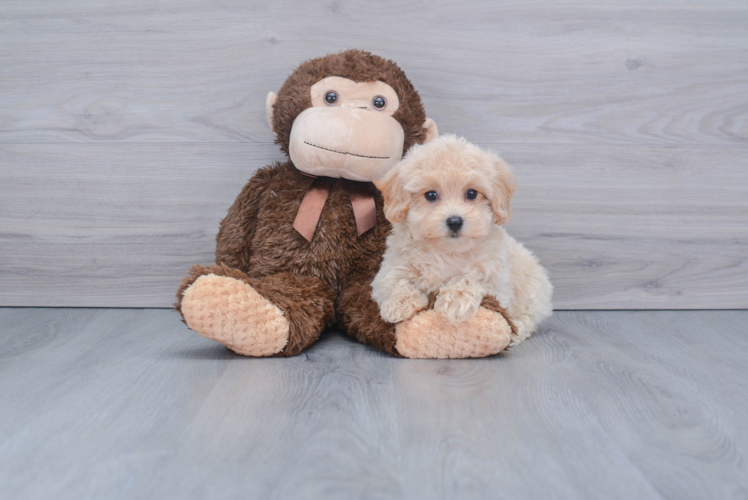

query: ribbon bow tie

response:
[293,177,377,242]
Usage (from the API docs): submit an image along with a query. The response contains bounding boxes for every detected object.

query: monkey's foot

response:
[395,307,511,359]
[181,274,289,356]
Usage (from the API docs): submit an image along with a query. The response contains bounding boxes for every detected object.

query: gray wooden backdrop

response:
[1,0,747,309]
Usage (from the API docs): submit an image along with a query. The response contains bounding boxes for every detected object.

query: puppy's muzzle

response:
[446,216,463,237]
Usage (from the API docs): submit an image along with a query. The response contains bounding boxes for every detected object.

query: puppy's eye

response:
[424,191,438,202]
[465,189,478,200]
[324,91,339,105]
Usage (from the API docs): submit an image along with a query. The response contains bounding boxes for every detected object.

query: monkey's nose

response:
[446,216,463,232]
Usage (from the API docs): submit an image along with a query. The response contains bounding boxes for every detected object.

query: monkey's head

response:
[266,50,438,182]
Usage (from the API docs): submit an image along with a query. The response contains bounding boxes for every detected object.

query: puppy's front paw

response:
[378,289,429,324]
[435,285,482,324]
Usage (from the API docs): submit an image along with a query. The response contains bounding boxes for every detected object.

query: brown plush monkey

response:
[176,50,514,358]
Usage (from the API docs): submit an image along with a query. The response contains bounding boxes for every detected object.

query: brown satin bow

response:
[293,177,377,242]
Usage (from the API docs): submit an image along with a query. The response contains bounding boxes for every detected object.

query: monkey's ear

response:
[422,118,438,144]
[266,92,278,136]
[489,156,516,225]
[374,166,410,224]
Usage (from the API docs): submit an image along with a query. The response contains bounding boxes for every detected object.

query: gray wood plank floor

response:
[1,308,746,499]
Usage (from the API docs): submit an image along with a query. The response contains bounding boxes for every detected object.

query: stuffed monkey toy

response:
[176,50,515,358]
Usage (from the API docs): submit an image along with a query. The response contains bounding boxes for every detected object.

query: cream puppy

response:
[372,135,552,345]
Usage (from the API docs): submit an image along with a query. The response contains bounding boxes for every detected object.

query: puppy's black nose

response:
[446,216,463,232]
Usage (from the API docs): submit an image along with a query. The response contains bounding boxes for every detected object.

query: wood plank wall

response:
[1,0,747,308]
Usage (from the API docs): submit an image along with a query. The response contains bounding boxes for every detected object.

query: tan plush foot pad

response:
[395,308,512,359]
[181,274,290,357]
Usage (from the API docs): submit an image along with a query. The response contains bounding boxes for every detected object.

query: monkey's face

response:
[267,51,439,182]
[287,77,404,181]
[268,74,437,182]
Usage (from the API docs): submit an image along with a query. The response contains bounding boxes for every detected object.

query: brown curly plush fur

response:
[176,50,512,357]
[175,159,397,355]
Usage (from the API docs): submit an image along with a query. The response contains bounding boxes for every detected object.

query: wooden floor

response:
[1,309,747,499]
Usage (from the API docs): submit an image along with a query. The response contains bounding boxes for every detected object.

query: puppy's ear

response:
[374,165,410,223]
[489,156,516,225]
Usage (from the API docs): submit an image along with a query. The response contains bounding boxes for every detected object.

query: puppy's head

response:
[375,134,515,251]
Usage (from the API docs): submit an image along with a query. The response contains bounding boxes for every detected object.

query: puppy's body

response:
[372,135,552,345]
[375,224,551,344]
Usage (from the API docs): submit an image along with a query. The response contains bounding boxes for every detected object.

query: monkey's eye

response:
[372,96,387,110]
[424,191,438,202]
[324,91,339,105]
[465,189,478,200]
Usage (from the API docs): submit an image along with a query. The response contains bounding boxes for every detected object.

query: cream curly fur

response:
[372,134,553,345]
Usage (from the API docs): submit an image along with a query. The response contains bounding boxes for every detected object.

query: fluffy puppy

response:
[372,134,552,345]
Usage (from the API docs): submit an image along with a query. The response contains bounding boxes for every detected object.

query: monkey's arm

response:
[174,163,280,316]
[214,163,281,270]
[174,161,336,358]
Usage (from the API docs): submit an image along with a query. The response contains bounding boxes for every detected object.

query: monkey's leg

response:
[339,269,512,359]
[392,295,514,359]
[337,270,400,357]
[176,263,335,357]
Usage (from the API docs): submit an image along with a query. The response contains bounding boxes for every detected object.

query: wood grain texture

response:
[1,308,747,499]
[0,0,747,145]
[1,143,746,308]
[1,0,747,308]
